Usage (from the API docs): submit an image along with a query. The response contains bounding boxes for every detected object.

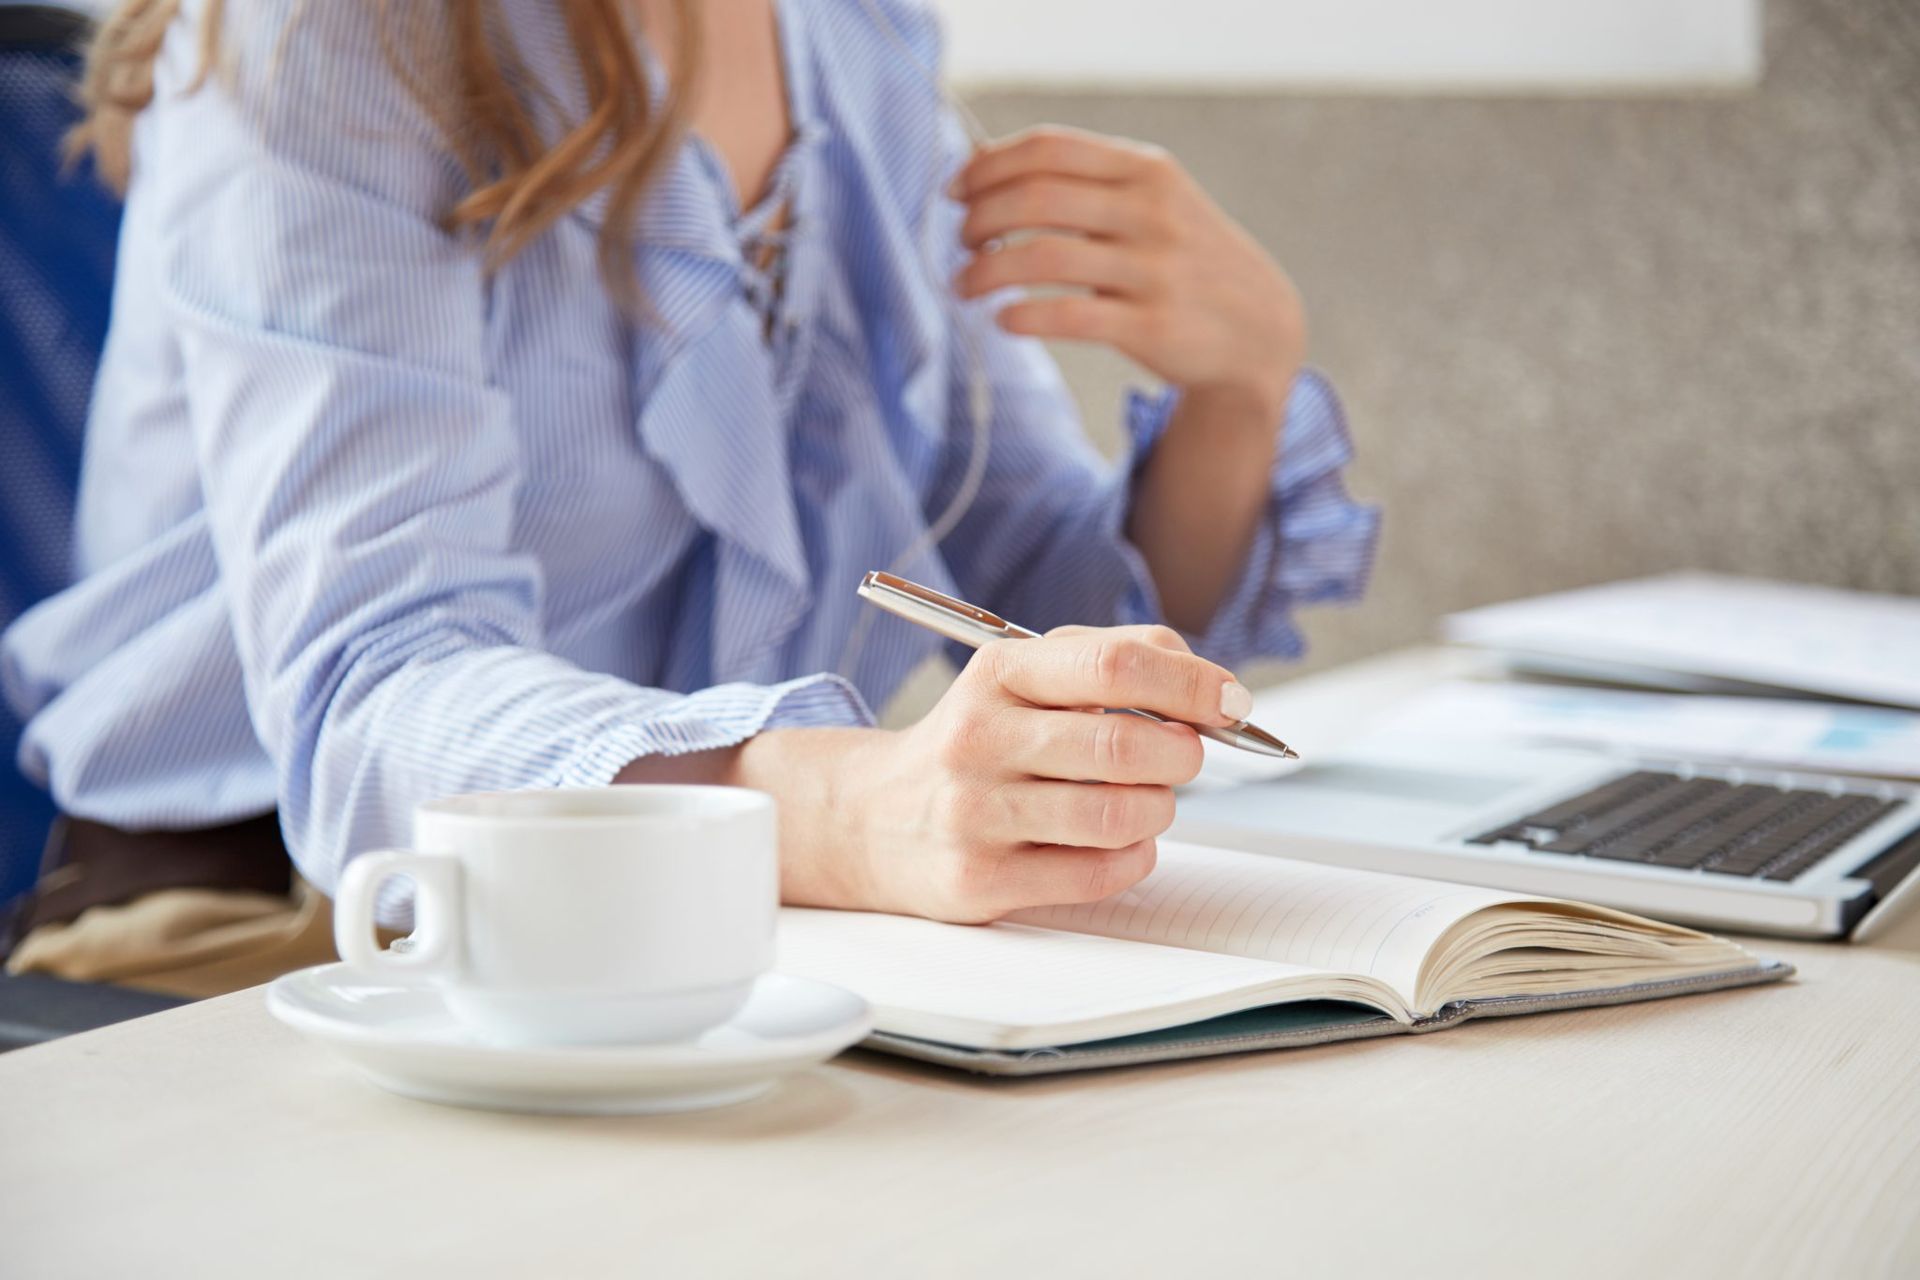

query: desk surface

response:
[4,649,1918,1279]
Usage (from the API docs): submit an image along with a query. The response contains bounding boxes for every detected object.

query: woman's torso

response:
[6,0,974,824]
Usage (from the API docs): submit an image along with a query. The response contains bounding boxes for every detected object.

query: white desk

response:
[4,649,1918,1278]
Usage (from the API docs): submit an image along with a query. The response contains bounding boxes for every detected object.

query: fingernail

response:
[1219,680,1253,723]
[946,173,964,199]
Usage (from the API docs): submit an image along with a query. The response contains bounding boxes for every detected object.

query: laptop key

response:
[1467,770,1900,886]
[1537,777,1728,854]
[1467,771,1670,848]
[1703,792,1865,876]
[1515,771,1670,830]
[1651,787,1811,869]
[1760,798,1898,881]
[1586,783,1744,863]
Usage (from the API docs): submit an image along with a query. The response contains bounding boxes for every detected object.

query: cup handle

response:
[333,850,464,981]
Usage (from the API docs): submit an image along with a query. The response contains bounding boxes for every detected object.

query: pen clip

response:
[862,572,1012,630]
[858,571,1038,647]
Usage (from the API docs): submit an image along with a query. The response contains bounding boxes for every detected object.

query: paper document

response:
[1444,574,1920,709]
[1374,680,1920,780]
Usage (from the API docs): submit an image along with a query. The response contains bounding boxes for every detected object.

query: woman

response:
[1,0,1375,981]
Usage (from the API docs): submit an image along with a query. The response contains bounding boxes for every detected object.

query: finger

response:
[996,295,1145,348]
[954,126,1157,200]
[981,631,1247,727]
[956,237,1146,301]
[991,706,1205,786]
[1046,623,1190,648]
[987,780,1175,849]
[960,175,1140,249]
[1048,623,1192,653]
[966,838,1159,916]
[1042,626,1188,713]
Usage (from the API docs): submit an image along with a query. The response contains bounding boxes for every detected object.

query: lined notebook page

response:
[1011,842,1524,1004]
[777,908,1351,1049]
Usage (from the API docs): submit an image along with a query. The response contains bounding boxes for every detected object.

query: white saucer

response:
[267,964,873,1115]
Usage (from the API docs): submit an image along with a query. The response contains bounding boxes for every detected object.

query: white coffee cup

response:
[332,786,778,1047]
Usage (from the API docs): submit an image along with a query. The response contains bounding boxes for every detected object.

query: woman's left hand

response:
[951,125,1305,421]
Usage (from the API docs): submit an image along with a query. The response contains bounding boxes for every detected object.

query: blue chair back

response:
[0,6,122,906]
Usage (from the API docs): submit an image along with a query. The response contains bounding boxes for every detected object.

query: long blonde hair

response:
[69,0,702,299]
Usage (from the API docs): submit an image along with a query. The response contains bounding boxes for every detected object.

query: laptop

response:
[1171,741,1920,940]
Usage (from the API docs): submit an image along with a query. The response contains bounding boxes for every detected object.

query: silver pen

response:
[857,571,1300,760]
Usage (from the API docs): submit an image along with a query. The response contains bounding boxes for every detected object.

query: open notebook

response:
[778,841,1790,1075]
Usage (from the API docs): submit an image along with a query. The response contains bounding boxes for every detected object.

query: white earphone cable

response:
[835,0,995,682]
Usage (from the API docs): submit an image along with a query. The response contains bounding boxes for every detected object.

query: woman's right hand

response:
[755,625,1253,923]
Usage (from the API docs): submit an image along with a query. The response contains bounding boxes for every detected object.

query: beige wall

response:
[961,0,1919,690]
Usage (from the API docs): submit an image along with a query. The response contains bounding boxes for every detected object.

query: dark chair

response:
[0,973,187,1052]
[0,5,182,1050]
[0,5,118,915]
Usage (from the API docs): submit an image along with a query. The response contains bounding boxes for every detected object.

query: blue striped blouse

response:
[0,0,1377,903]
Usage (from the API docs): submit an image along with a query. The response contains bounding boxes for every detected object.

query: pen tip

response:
[1282,746,1300,760]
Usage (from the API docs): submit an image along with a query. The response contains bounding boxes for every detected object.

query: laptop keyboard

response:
[1467,770,1899,881]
